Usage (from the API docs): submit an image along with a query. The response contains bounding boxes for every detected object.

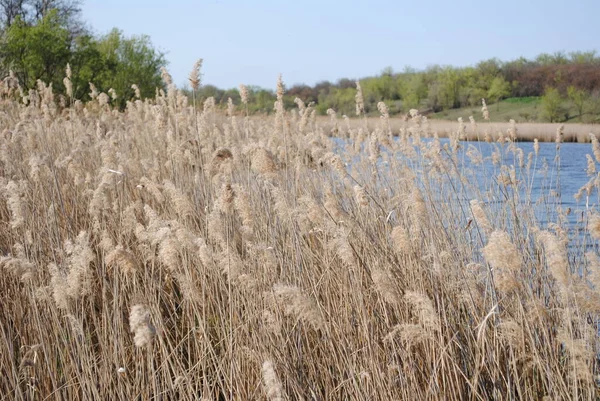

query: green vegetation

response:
[430,97,541,122]
[429,95,600,123]
[541,87,565,123]
[568,85,589,121]
[0,0,166,108]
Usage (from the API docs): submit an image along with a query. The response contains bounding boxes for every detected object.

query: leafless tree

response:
[0,0,84,36]
[0,0,27,26]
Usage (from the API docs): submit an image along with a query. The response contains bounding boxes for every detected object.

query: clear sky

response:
[81,0,600,90]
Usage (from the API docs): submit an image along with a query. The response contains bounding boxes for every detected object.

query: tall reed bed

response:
[0,69,599,400]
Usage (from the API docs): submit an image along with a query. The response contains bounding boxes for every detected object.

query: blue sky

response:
[82,0,600,90]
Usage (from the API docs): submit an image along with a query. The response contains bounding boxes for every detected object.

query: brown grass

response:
[321,116,600,142]
[1,71,600,400]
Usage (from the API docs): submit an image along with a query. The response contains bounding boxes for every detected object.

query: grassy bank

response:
[429,97,600,124]
[1,77,600,400]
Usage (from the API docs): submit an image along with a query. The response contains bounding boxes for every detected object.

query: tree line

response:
[190,51,600,122]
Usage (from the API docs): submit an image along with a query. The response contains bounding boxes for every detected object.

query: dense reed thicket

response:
[1,67,600,400]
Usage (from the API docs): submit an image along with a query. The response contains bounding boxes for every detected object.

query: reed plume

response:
[106,246,139,275]
[262,360,287,401]
[272,284,325,331]
[188,59,203,91]
[239,84,249,105]
[129,304,156,348]
[482,230,522,292]
[4,180,25,229]
[355,81,364,116]
[470,199,492,234]
[537,230,570,294]
[589,214,600,240]
[404,291,440,331]
[481,98,489,120]
[391,225,411,255]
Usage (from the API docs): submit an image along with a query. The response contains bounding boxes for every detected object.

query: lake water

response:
[337,137,599,249]
[452,140,596,241]
[429,139,599,252]
[457,140,591,207]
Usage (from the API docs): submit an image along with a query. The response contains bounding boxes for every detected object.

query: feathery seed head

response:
[353,185,368,207]
[251,147,277,177]
[537,230,570,294]
[276,74,284,101]
[589,133,600,163]
[63,76,72,98]
[481,98,489,120]
[355,81,364,116]
[188,59,203,90]
[555,125,564,146]
[371,266,400,304]
[239,84,249,104]
[106,246,139,275]
[272,283,325,331]
[160,67,173,86]
[98,92,109,107]
[482,230,522,292]
[404,291,440,331]
[589,214,600,241]
[586,154,596,176]
[131,84,141,99]
[391,225,411,255]
[470,199,492,234]
[129,304,155,348]
[294,97,306,113]
[262,360,286,401]
[377,101,389,119]
[227,97,235,117]
[89,82,98,100]
[5,180,25,229]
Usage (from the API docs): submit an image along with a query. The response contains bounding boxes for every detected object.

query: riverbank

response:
[422,119,600,142]
[325,116,600,142]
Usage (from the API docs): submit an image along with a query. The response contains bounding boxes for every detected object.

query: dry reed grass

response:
[1,67,600,400]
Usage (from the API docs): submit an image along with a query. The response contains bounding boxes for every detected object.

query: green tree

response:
[315,86,355,116]
[541,87,564,122]
[487,76,511,110]
[473,58,501,97]
[567,85,588,120]
[1,10,71,89]
[96,29,166,108]
[438,67,461,110]
[569,50,598,64]
[426,81,442,111]
[68,34,114,99]
[400,73,427,110]
[246,86,275,114]
[588,93,600,123]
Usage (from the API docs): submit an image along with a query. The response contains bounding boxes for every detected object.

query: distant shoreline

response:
[320,116,600,143]
[421,120,599,143]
